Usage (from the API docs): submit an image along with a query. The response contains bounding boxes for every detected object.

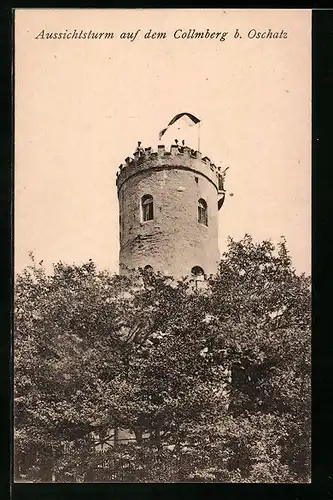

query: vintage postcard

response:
[14,9,311,483]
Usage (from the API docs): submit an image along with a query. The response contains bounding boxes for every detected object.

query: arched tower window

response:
[198,199,208,226]
[144,265,153,274]
[191,266,205,289]
[191,266,205,279]
[141,194,154,222]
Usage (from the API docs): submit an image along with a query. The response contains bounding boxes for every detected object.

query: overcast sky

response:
[15,9,311,276]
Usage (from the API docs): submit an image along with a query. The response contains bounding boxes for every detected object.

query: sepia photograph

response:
[14,8,311,483]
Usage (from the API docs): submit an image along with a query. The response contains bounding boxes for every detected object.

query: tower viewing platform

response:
[116,144,226,196]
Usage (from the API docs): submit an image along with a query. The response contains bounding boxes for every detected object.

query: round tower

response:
[116,143,227,279]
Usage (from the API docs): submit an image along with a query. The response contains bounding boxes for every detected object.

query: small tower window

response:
[144,265,153,274]
[141,194,154,222]
[198,199,208,226]
[191,266,205,278]
[191,266,205,289]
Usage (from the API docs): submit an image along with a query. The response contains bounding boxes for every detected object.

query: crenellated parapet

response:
[116,144,227,195]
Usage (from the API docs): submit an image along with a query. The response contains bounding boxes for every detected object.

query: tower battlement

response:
[116,145,226,194]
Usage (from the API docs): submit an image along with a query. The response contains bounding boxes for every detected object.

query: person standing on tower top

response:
[135,141,145,155]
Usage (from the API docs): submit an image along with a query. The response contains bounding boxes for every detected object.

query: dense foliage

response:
[14,236,311,483]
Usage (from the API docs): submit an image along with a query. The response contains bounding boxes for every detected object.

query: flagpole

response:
[198,121,201,152]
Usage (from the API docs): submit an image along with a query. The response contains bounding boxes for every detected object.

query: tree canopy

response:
[14,236,311,483]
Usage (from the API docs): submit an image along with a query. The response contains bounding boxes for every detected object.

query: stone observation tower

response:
[116,141,227,280]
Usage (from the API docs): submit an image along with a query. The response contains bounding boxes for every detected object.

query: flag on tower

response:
[158,112,201,140]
